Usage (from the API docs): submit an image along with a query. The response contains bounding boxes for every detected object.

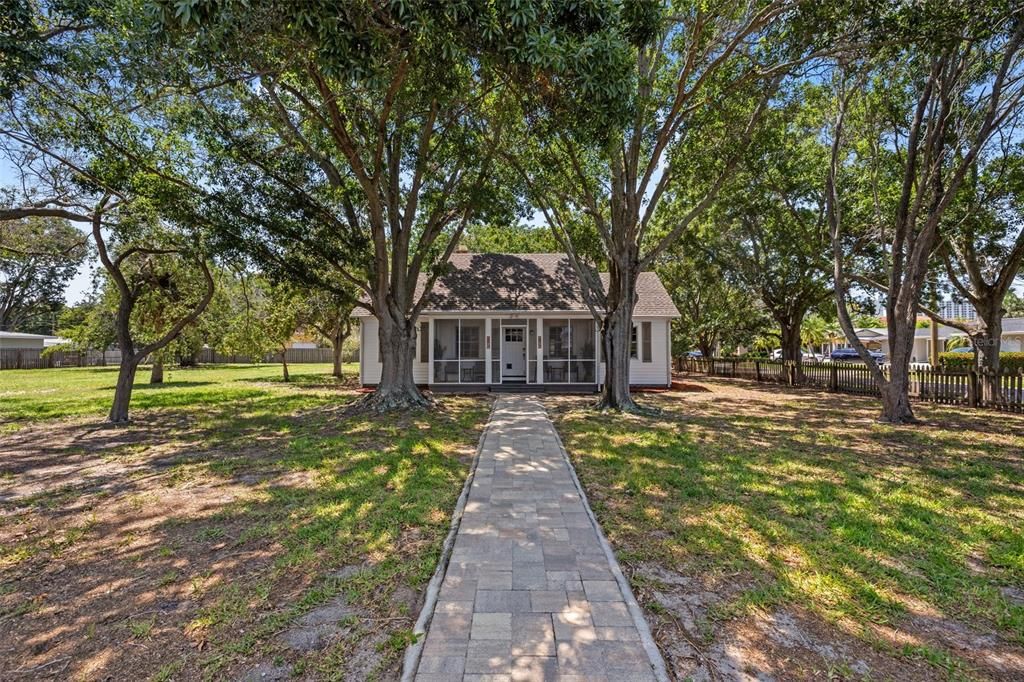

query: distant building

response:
[0,332,67,350]
[937,299,977,321]
[850,318,1024,364]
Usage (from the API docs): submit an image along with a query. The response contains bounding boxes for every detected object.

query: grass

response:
[551,380,1024,680]
[0,362,359,422]
[0,363,490,680]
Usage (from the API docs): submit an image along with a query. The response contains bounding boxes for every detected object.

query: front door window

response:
[502,327,526,379]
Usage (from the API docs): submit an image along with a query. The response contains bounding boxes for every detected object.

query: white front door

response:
[502,327,526,379]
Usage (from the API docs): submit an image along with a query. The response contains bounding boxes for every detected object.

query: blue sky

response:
[1,158,98,304]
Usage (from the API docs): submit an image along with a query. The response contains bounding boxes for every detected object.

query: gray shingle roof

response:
[353,253,680,317]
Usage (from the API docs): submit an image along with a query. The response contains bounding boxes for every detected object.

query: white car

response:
[770,349,824,363]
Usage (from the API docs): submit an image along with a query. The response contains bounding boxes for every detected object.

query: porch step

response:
[490,383,538,393]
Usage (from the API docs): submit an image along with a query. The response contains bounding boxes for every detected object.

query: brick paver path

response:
[414,395,662,682]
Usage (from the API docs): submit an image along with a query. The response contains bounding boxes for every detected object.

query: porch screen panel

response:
[571,319,596,383]
[419,321,429,362]
[460,319,486,383]
[433,319,459,383]
[544,319,570,383]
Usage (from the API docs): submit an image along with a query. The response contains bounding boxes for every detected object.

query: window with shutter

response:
[642,321,652,363]
[420,321,429,362]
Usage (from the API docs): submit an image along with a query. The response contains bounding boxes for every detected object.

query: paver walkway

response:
[413,395,663,682]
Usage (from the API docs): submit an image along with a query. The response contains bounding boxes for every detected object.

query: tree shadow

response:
[425,253,595,311]
[0,393,491,680]
[548,383,1024,679]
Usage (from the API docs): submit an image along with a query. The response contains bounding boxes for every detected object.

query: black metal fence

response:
[678,357,1024,413]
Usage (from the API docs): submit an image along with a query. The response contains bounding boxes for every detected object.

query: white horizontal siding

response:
[359,317,429,385]
[360,318,381,384]
[629,318,670,386]
[360,314,672,387]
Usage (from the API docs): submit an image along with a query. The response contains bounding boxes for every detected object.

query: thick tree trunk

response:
[780,321,804,385]
[975,307,1003,403]
[150,356,164,384]
[879,377,915,424]
[779,321,803,365]
[880,317,918,424]
[598,260,639,412]
[109,356,141,424]
[332,338,344,378]
[365,312,428,411]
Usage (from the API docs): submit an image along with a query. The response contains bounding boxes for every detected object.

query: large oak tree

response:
[514,0,825,411]
[156,0,645,410]
[827,3,1024,423]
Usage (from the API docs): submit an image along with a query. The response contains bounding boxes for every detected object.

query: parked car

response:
[770,349,824,363]
[949,346,974,354]
[830,347,885,363]
[685,350,703,358]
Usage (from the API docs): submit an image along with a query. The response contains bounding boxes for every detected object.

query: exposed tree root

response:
[348,388,434,415]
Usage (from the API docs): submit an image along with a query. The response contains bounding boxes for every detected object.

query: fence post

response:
[755,360,762,382]
[967,367,979,408]
[829,363,838,391]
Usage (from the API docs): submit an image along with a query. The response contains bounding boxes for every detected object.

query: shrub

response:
[939,351,1024,372]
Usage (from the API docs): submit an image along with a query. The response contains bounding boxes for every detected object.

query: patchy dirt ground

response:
[549,377,1024,681]
[0,387,490,681]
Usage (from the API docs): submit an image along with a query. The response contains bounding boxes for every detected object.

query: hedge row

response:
[939,351,1024,372]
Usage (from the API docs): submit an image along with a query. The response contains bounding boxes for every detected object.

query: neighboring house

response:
[353,253,680,391]
[849,318,1024,363]
[0,331,50,351]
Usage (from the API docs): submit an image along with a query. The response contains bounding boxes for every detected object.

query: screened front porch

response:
[429,316,598,386]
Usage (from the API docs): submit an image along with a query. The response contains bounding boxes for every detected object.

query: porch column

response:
[485,317,492,384]
[428,318,435,385]
[536,319,544,384]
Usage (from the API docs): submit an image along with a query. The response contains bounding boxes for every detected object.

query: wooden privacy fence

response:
[1,346,356,370]
[193,347,350,364]
[0,349,123,370]
[678,357,1024,413]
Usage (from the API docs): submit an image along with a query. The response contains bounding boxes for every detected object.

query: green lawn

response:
[0,364,490,681]
[551,381,1024,681]
[0,362,359,423]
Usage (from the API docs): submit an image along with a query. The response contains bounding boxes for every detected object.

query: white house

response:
[354,253,680,392]
[853,318,1024,363]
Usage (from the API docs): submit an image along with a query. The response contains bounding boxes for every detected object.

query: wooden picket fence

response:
[678,357,1024,413]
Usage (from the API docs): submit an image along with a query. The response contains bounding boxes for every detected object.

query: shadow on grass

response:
[0,392,491,680]
[550,383,1024,678]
